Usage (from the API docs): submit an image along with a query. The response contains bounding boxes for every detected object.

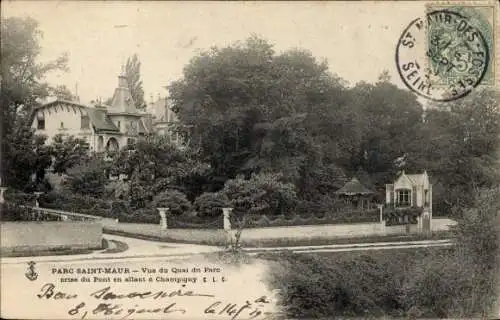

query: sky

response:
[2,1,427,105]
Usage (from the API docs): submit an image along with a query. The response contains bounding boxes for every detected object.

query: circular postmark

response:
[396,10,490,102]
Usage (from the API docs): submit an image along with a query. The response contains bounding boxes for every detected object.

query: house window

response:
[117,121,121,129]
[60,121,64,129]
[127,138,136,146]
[37,114,45,130]
[81,115,90,129]
[397,189,411,206]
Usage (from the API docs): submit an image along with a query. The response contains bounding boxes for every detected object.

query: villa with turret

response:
[30,72,178,152]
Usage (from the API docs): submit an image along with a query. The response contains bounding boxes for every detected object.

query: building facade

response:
[146,95,183,145]
[30,73,179,152]
[385,170,432,210]
[385,170,433,230]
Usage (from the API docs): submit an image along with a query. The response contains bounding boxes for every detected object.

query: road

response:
[1,234,453,266]
[0,235,283,320]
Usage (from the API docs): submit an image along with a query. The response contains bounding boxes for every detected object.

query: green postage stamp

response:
[396,1,497,101]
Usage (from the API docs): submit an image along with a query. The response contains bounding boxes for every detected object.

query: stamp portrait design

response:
[396,8,491,101]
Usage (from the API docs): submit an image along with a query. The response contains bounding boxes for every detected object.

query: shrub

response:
[153,189,192,215]
[3,190,37,205]
[65,158,110,197]
[221,173,298,218]
[0,202,33,221]
[39,190,114,218]
[264,251,420,318]
[118,207,159,224]
[193,192,229,217]
[169,213,223,229]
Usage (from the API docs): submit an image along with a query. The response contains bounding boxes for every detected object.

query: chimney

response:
[118,64,128,88]
[118,74,128,88]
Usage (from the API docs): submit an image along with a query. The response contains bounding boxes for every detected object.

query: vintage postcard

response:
[1,1,499,319]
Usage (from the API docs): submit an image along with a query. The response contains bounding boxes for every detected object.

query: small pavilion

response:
[334,177,375,210]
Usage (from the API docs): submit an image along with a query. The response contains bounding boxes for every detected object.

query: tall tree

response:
[110,134,209,207]
[1,17,68,135]
[50,85,75,101]
[2,126,52,190]
[168,36,349,188]
[419,88,500,215]
[1,16,68,185]
[125,54,145,110]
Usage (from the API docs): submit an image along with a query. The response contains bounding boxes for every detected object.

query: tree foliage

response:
[125,54,145,110]
[1,17,68,135]
[51,134,90,174]
[153,189,192,215]
[2,127,52,190]
[65,157,110,198]
[169,36,353,190]
[168,35,498,217]
[1,16,68,185]
[50,85,76,101]
[193,192,230,217]
[110,134,209,207]
[221,172,298,218]
[418,89,500,215]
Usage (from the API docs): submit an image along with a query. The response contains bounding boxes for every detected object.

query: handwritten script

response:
[36,283,281,320]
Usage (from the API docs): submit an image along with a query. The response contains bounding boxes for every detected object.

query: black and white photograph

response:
[1,1,499,319]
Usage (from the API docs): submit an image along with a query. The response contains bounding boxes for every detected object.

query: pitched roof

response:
[34,99,87,111]
[33,99,119,133]
[85,107,120,133]
[406,174,425,186]
[396,170,429,187]
[335,177,374,195]
[107,74,139,115]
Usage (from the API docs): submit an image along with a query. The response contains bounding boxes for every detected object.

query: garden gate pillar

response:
[158,207,169,229]
[33,191,44,221]
[422,209,431,233]
[417,215,423,231]
[377,205,386,235]
[34,191,44,208]
[222,208,233,231]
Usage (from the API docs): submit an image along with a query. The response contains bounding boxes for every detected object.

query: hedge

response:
[240,209,380,228]
[263,247,484,318]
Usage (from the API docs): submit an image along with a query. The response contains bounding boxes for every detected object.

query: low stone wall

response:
[0,221,102,253]
[384,224,420,235]
[240,222,387,240]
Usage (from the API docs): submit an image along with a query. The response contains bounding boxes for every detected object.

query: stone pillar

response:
[377,204,386,235]
[158,207,169,229]
[422,210,431,234]
[0,186,6,204]
[222,208,233,231]
[377,204,384,223]
[33,191,44,220]
[34,192,44,208]
[429,184,433,231]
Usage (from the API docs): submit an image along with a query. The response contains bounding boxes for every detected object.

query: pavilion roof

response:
[335,177,374,195]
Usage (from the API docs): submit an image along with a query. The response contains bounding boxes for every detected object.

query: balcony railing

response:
[1,202,102,222]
